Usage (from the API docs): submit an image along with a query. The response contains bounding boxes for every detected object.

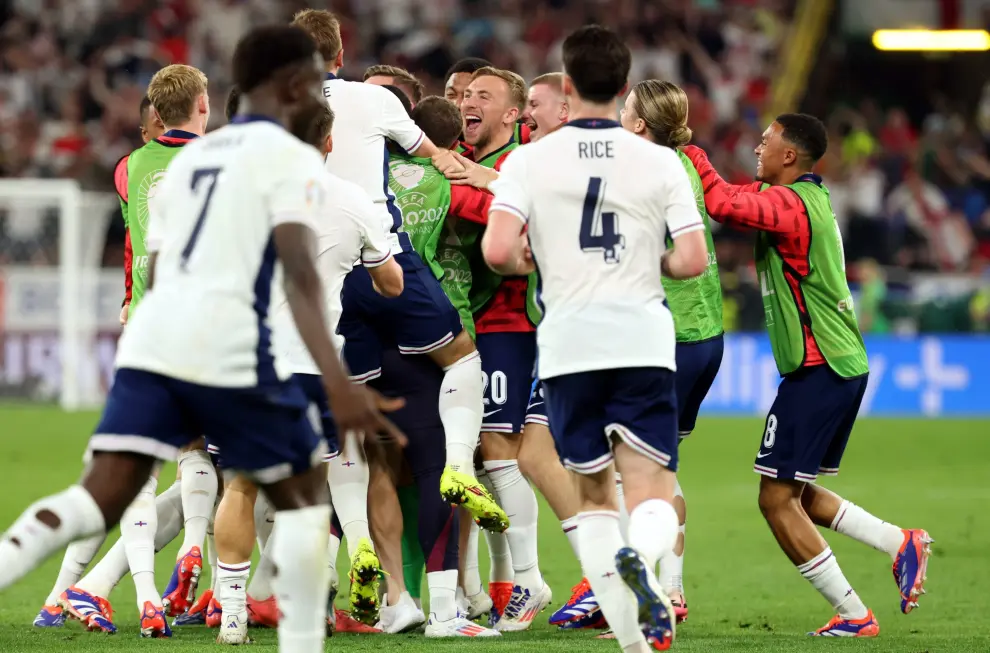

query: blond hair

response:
[631,80,692,148]
[530,72,564,93]
[292,9,342,61]
[472,67,526,111]
[147,64,208,128]
[363,64,425,104]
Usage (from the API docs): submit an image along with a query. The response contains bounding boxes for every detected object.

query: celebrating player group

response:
[0,11,933,653]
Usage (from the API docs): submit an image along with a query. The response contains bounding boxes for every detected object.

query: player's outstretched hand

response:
[440,151,499,189]
[432,150,466,176]
[327,381,408,453]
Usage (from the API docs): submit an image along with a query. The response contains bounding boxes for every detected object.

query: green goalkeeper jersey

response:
[114,131,195,315]
[388,152,476,339]
[662,151,724,343]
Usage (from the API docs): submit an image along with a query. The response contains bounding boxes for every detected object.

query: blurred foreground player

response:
[0,25,404,653]
[483,25,710,651]
[683,114,931,637]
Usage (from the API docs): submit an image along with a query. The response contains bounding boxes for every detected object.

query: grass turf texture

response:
[0,406,985,652]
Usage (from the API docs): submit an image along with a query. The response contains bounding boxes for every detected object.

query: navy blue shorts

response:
[476,331,536,434]
[524,378,548,429]
[90,368,325,484]
[674,334,724,436]
[293,373,339,461]
[543,367,679,475]
[370,348,446,476]
[754,366,868,482]
[339,252,463,382]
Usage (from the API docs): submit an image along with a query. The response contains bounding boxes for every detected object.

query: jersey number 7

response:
[580,177,624,264]
[181,167,222,270]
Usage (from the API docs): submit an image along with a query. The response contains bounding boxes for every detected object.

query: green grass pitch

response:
[0,406,986,652]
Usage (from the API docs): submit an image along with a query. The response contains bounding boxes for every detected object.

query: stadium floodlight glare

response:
[872,29,990,52]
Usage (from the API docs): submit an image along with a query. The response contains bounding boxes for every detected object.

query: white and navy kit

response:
[322,73,462,380]
[270,173,394,457]
[490,118,704,473]
[92,117,329,482]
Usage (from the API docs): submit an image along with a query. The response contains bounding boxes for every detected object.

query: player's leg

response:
[397,473,426,606]
[211,473,258,642]
[754,368,878,637]
[196,379,331,653]
[475,332,548,629]
[657,334,724,623]
[364,446,403,624]
[2,369,192,635]
[798,375,931,614]
[544,370,659,653]
[164,437,217,613]
[245,491,277,624]
[34,532,106,627]
[518,380,596,628]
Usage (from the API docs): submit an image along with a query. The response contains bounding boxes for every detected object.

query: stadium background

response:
[0,1,987,651]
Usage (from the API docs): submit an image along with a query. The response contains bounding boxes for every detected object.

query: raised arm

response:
[682,145,806,234]
[482,153,534,275]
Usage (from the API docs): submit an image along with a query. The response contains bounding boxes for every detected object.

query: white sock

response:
[327,529,341,590]
[272,505,331,653]
[484,460,541,589]
[831,501,904,559]
[615,474,629,541]
[657,481,685,594]
[206,510,218,591]
[478,469,513,583]
[798,547,869,620]
[440,351,483,475]
[627,498,678,572]
[254,492,276,550]
[328,440,372,558]
[561,516,580,561]
[154,480,185,551]
[216,560,251,622]
[44,532,105,605]
[121,476,160,610]
[462,520,483,596]
[249,513,278,601]
[177,449,217,559]
[577,511,644,650]
[0,485,106,591]
[427,569,458,621]
[77,482,184,600]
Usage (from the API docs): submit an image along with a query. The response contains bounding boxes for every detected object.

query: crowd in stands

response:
[0,0,985,331]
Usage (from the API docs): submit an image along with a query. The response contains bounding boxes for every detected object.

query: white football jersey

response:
[322,74,425,255]
[115,118,327,388]
[490,119,704,380]
[270,173,393,376]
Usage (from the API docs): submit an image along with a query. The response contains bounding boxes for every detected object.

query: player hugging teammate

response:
[0,14,934,653]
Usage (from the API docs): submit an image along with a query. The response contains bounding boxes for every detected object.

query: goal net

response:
[0,179,120,410]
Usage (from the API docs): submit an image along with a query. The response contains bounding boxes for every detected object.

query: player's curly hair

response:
[224,86,241,122]
[232,26,317,94]
[776,113,828,164]
[631,80,692,149]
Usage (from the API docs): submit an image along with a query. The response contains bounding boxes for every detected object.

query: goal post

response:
[0,179,118,410]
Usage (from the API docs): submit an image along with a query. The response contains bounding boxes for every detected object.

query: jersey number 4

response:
[181,167,222,270]
[580,177,624,264]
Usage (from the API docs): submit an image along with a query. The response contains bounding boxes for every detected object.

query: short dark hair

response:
[224,86,241,122]
[411,96,463,150]
[364,64,424,104]
[776,113,828,163]
[313,105,335,141]
[382,84,413,116]
[445,57,492,81]
[232,26,317,93]
[139,95,153,118]
[561,25,630,104]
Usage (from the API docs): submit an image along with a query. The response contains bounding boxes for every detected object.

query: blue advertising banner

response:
[702,335,990,417]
